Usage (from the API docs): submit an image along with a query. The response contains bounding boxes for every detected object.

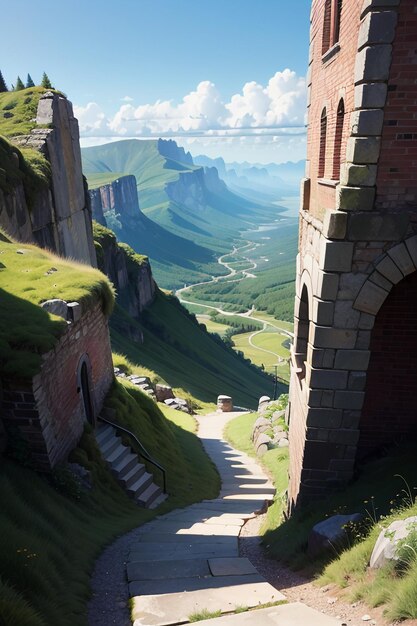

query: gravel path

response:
[239,512,404,626]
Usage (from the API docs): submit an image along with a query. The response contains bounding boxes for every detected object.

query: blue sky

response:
[3,0,311,163]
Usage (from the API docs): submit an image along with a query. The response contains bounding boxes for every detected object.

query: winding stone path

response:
[127,411,341,626]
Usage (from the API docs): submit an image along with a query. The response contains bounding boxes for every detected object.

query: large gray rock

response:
[41,298,68,320]
[251,417,270,441]
[155,384,174,402]
[254,433,271,456]
[370,516,417,569]
[308,514,362,557]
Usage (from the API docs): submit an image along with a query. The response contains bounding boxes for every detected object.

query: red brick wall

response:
[2,302,114,470]
[308,0,362,219]
[375,0,417,210]
[359,270,417,455]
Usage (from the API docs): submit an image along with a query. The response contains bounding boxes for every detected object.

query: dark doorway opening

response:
[80,360,94,425]
[359,271,417,458]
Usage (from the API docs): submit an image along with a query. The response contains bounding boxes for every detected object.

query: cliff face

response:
[157,138,193,165]
[94,224,155,318]
[89,175,139,225]
[0,92,96,266]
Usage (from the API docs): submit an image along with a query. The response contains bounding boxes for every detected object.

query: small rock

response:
[278,438,289,447]
[327,597,338,604]
[362,616,371,622]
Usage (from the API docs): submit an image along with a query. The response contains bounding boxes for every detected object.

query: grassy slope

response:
[86,172,126,189]
[0,232,114,378]
[110,291,284,409]
[82,139,284,289]
[0,376,220,626]
[0,87,48,137]
[187,221,298,321]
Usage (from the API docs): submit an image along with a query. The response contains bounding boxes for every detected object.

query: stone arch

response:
[353,236,417,458]
[76,353,96,426]
[353,237,417,317]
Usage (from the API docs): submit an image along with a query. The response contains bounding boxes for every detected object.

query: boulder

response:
[308,513,362,558]
[252,416,270,441]
[41,298,68,320]
[217,395,233,412]
[277,438,289,447]
[155,384,174,402]
[272,409,286,420]
[255,432,271,456]
[370,516,417,569]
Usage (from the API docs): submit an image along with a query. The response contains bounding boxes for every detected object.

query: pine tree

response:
[26,73,35,88]
[0,70,7,92]
[41,72,52,89]
[15,76,24,91]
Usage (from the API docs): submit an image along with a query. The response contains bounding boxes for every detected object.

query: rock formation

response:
[0,92,96,266]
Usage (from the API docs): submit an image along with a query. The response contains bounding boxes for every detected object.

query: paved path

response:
[127,411,341,626]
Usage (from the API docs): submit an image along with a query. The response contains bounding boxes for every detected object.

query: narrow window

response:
[296,285,310,380]
[332,99,344,180]
[333,0,342,44]
[318,108,327,178]
[322,0,332,54]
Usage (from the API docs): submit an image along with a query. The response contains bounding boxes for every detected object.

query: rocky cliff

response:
[0,91,96,266]
[157,138,193,165]
[93,222,155,319]
[89,175,140,226]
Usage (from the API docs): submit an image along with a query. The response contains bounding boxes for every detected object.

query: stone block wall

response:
[1,302,113,470]
[288,0,417,511]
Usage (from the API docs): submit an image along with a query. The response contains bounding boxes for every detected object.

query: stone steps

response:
[95,422,167,509]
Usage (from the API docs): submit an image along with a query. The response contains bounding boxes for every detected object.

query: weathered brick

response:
[334,349,371,370]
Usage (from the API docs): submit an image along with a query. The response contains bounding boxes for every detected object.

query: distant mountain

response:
[82,139,281,288]
[194,155,305,199]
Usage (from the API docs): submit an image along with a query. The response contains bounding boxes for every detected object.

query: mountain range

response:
[82,139,284,288]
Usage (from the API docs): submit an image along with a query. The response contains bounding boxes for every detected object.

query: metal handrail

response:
[98,415,167,493]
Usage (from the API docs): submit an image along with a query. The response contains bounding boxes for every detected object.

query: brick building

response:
[1,300,114,471]
[288,0,417,509]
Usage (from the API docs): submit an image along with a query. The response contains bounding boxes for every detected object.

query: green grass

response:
[0,376,220,626]
[189,609,222,622]
[110,290,283,409]
[86,172,126,189]
[196,315,231,337]
[0,87,50,138]
[0,232,115,378]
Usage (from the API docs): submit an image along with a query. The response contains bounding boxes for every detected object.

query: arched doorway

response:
[77,355,95,426]
[358,270,417,458]
[295,283,310,379]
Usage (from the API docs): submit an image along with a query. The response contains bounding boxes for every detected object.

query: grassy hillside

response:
[82,139,283,289]
[110,291,283,409]
[0,376,219,626]
[186,221,298,321]
[0,231,114,378]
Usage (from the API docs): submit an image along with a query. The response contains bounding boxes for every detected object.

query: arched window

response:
[318,108,327,178]
[332,99,345,180]
[322,0,342,54]
[295,284,310,379]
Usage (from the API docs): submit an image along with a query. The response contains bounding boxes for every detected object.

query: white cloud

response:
[75,69,306,141]
[121,95,134,102]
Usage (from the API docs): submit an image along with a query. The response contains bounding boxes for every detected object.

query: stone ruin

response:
[113,368,193,414]
[217,395,233,412]
[252,395,289,456]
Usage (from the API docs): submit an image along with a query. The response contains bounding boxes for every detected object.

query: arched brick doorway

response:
[358,271,417,459]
